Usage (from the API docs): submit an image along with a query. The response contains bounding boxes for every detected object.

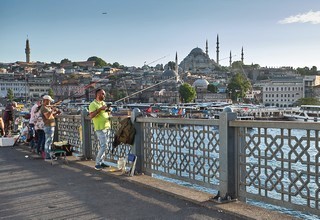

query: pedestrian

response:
[41,95,60,159]
[3,101,17,136]
[28,99,42,152]
[34,103,45,156]
[89,89,112,170]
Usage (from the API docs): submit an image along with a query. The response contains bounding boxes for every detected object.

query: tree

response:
[7,88,14,101]
[227,73,251,102]
[60,58,72,64]
[295,97,320,106]
[207,84,218,93]
[179,83,196,103]
[112,62,120,68]
[87,56,107,67]
[167,61,176,70]
[48,88,54,99]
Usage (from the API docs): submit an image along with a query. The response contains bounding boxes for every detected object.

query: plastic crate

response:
[0,137,15,147]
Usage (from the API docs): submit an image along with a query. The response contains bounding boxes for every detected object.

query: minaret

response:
[229,51,232,67]
[25,38,30,63]
[175,51,178,73]
[241,46,244,63]
[216,34,219,65]
[205,39,208,56]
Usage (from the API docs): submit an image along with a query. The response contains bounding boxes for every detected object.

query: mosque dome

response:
[162,69,178,78]
[189,47,205,56]
[192,78,209,88]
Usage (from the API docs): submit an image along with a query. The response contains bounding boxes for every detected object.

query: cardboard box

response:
[0,137,15,147]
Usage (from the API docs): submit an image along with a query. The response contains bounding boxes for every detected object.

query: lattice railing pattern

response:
[89,117,132,163]
[56,116,82,155]
[238,126,320,212]
[143,122,220,188]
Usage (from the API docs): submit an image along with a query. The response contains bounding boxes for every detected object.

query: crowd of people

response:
[0,90,113,170]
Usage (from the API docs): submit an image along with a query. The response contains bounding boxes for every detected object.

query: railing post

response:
[132,120,144,174]
[216,111,237,202]
[81,108,91,159]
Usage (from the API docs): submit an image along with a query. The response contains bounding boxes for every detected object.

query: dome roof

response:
[192,78,209,88]
[162,69,178,77]
[189,47,205,56]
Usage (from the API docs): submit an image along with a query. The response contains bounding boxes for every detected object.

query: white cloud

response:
[279,10,320,24]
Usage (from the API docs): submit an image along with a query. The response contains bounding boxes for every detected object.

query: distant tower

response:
[229,51,232,67]
[25,38,30,63]
[205,39,208,56]
[175,51,178,73]
[241,46,244,63]
[216,34,219,65]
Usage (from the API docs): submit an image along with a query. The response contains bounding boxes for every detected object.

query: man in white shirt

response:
[29,99,42,152]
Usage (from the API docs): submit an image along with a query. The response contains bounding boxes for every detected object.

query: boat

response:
[283,105,320,122]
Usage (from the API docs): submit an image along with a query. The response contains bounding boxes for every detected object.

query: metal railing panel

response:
[139,117,220,189]
[234,121,320,215]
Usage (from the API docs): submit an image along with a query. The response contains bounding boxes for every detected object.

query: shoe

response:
[101,163,110,168]
[95,165,102,170]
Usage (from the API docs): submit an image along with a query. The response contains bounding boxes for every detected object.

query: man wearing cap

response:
[89,89,112,170]
[41,95,60,159]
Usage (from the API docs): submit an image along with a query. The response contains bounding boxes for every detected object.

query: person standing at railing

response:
[3,101,17,136]
[28,98,42,153]
[41,95,60,160]
[89,89,111,171]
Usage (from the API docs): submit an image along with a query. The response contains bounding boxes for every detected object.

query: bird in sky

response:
[102,12,107,14]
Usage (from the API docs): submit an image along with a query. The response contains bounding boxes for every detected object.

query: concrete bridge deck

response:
[0,144,298,220]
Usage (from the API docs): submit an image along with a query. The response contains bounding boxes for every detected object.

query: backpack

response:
[112,117,136,153]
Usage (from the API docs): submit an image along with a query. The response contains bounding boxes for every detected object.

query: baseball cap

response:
[43,95,54,102]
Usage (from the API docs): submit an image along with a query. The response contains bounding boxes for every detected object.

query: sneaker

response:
[95,164,103,170]
[101,163,110,168]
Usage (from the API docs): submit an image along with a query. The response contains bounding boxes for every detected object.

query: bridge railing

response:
[55,111,319,216]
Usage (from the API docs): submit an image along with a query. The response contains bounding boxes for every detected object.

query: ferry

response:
[283,105,320,122]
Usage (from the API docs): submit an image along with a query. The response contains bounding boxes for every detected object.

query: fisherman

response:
[41,95,60,159]
[89,89,111,170]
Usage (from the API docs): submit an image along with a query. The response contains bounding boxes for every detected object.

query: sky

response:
[1,0,320,69]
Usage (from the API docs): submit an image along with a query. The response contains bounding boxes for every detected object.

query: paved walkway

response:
[0,145,297,220]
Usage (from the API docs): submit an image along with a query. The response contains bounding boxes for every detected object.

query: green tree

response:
[48,88,54,99]
[167,61,176,70]
[207,84,218,93]
[87,56,107,67]
[60,58,72,64]
[112,62,120,68]
[7,88,14,101]
[227,73,251,102]
[295,97,320,106]
[179,83,196,103]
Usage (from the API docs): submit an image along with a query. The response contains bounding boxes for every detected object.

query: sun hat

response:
[43,95,54,102]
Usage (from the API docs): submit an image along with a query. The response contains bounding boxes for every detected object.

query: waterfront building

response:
[303,75,320,98]
[262,77,303,107]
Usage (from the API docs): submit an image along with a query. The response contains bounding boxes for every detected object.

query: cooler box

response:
[0,137,15,147]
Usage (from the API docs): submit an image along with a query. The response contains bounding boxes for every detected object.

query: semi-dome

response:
[192,78,209,88]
